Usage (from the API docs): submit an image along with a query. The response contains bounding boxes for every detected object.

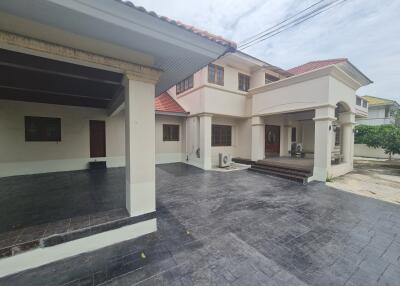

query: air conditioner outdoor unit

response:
[219,153,231,168]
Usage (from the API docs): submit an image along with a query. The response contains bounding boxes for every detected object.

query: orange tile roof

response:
[115,0,237,49]
[155,92,187,114]
[288,58,347,75]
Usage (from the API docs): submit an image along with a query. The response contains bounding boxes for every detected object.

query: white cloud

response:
[131,0,400,102]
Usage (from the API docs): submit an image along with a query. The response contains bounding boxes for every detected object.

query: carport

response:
[0,0,235,273]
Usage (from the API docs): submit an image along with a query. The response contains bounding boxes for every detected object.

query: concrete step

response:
[232,157,254,165]
[255,160,312,175]
[252,163,312,177]
[249,166,308,184]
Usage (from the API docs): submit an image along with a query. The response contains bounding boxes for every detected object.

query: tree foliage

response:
[355,124,400,158]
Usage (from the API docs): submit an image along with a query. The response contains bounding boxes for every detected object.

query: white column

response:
[312,106,336,181]
[251,116,265,161]
[199,114,212,170]
[124,72,159,217]
[339,112,356,164]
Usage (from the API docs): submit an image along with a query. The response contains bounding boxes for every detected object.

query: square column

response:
[312,106,336,181]
[124,72,159,216]
[199,114,212,170]
[339,112,356,164]
[251,116,265,161]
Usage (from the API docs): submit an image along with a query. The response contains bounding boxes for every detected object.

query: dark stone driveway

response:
[2,163,400,286]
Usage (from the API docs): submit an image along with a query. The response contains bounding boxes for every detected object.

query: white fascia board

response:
[47,0,230,59]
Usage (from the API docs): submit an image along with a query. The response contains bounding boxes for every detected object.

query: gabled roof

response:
[362,95,398,107]
[287,58,372,87]
[155,92,187,114]
[115,0,236,49]
[287,58,348,75]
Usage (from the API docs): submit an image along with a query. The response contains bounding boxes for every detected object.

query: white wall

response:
[252,76,330,116]
[354,144,400,159]
[0,100,186,177]
[0,100,125,177]
[155,115,185,164]
[211,116,238,166]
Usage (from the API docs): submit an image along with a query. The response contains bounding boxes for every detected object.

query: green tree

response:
[355,124,400,159]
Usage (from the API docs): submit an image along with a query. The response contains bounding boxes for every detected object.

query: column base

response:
[126,181,156,217]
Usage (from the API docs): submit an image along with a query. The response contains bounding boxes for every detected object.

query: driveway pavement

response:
[2,163,400,286]
[328,159,400,205]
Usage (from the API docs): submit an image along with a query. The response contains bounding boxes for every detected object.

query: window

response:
[208,64,224,85]
[265,73,280,84]
[25,116,61,142]
[212,125,232,146]
[176,75,193,95]
[238,73,250,91]
[385,106,390,118]
[335,126,341,146]
[163,124,179,141]
[291,128,297,142]
[356,97,362,106]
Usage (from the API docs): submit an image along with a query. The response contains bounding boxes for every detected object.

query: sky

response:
[130,0,400,102]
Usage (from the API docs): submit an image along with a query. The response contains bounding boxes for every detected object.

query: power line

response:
[238,0,326,46]
[239,0,348,50]
[239,0,343,49]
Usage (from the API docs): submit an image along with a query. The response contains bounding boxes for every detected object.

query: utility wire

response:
[239,0,348,50]
[239,0,343,49]
[238,0,326,46]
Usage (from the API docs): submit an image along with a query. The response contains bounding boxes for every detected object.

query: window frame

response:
[238,73,250,92]
[211,124,232,147]
[208,64,224,86]
[265,73,280,84]
[176,75,194,95]
[25,116,61,142]
[163,124,180,141]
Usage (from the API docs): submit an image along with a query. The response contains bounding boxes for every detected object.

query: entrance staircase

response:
[249,160,312,184]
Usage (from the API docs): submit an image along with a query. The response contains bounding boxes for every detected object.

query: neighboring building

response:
[356,95,399,126]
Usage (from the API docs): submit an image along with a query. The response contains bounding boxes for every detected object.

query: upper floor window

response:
[212,125,232,146]
[238,73,250,92]
[208,64,224,85]
[176,75,193,95]
[25,116,61,142]
[163,124,179,141]
[265,73,280,84]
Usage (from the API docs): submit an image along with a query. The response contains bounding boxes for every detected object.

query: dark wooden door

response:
[265,125,280,156]
[90,120,106,158]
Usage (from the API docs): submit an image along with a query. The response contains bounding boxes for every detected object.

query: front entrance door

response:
[90,120,106,158]
[265,125,280,156]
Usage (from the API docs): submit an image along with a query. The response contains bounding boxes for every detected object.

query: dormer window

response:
[176,75,193,95]
[238,73,250,91]
[208,64,224,85]
[265,73,280,84]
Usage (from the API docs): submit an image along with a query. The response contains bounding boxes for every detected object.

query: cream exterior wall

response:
[252,76,330,116]
[0,100,125,177]
[0,100,186,177]
[155,115,186,164]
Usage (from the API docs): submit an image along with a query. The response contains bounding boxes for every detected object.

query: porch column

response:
[123,72,160,216]
[312,106,336,181]
[199,114,212,170]
[251,116,265,161]
[339,112,356,164]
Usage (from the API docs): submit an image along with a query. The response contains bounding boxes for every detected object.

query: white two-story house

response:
[158,55,372,182]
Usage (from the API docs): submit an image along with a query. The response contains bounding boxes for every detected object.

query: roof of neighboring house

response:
[287,58,348,75]
[115,0,237,49]
[155,92,187,114]
[362,95,399,107]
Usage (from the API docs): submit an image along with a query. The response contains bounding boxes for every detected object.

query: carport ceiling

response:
[0,49,123,108]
